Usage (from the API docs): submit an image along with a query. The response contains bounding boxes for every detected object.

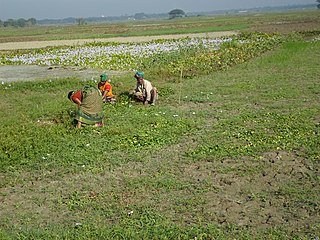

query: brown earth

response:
[0,65,127,83]
[0,143,318,235]
[250,19,320,34]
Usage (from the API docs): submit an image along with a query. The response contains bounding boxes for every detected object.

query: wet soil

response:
[0,65,125,83]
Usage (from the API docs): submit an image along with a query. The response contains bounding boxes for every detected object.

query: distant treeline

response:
[0,18,37,27]
[0,4,316,27]
[38,4,316,25]
[38,13,169,25]
[38,4,316,26]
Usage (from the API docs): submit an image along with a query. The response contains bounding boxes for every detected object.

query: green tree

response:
[168,9,186,19]
[27,18,37,26]
[317,0,320,9]
[76,17,86,25]
[17,18,26,27]
[4,19,15,27]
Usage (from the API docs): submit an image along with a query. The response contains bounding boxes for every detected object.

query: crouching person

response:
[68,85,104,128]
[132,71,158,106]
[98,73,116,103]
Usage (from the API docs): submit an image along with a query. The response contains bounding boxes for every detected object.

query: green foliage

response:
[169,9,186,19]
[0,32,284,81]
[1,18,37,28]
[188,111,319,160]
[150,32,284,78]
[0,77,199,172]
[0,30,320,239]
[0,215,304,240]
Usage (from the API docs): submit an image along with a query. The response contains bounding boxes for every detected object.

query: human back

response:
[80,85,103,115]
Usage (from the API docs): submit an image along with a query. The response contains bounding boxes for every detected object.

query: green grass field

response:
[0,10,320,240]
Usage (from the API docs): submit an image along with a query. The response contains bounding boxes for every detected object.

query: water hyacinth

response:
[3,37,232,71]
[1,32,283,77]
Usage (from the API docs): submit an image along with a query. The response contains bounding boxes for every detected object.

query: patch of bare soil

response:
[0,65,127,83]
[250,20,320,34]
[0,144,318,236]
[182,151,319,234]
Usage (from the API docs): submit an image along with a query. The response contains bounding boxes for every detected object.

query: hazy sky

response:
[0,0,316,20]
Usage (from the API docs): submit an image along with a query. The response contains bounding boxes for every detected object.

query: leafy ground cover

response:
[0,10,320,239]
[0,30,319,239]
[1,32,285,81]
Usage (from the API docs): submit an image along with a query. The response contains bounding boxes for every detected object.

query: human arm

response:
[144,80,153,102]
[134,83,145,101]
[102,83,112,99]
[102,90,108,99]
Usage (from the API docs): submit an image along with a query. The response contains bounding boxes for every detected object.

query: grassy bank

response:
[0,38,319,239]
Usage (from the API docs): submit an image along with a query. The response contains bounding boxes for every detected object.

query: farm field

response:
[0,10,319,239]
[0,9,319,44]
[0,31,237,51]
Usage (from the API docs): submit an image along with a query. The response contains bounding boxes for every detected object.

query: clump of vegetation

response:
[0,18,37,28]
[147,32,284,79]
[1,32,285,82]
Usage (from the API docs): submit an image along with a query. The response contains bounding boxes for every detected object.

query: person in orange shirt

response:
[98,73,116,103]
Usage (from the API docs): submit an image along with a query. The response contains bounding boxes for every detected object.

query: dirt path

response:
[0,31,237,50]
[0,65,126,83]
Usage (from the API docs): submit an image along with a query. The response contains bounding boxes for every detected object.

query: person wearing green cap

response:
[132,71,158,106]
[98,73,115,103]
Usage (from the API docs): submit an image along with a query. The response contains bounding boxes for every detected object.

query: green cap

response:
[134,71,144,78]
[100,73,108,81]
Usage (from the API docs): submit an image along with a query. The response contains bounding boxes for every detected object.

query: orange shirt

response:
[98,81,113,97]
